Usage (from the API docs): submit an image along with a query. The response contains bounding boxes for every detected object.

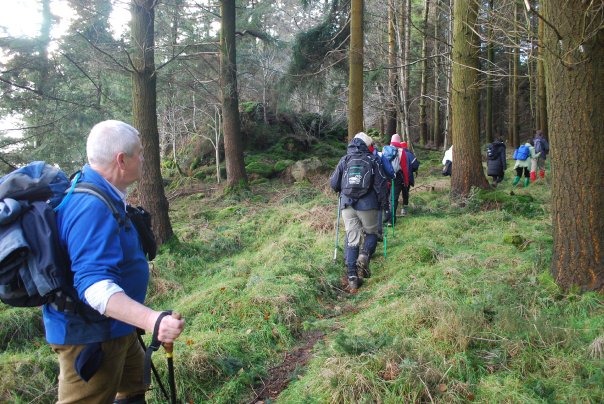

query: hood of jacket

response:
[347,138,371,155]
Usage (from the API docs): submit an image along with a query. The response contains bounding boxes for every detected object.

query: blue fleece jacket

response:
[42,165,149,345]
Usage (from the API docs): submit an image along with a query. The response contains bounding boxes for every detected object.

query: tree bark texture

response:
[220,0,248,188]
[512,3,519,147]
[418,0,430,146]
[543,1,604,292]
[485,0,494,143]
[507,52,513,144]
[130,0,174,245]
[536,16,548,137]
[450,0,489,196]
[348,0,364,140]
[432,0,441,147]
[385,0,398,136]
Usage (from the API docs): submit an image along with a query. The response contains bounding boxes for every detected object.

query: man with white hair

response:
[330,132,388,291]
[43,120,185,403]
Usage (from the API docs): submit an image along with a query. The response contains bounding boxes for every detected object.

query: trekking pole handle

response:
[163,312,182,355]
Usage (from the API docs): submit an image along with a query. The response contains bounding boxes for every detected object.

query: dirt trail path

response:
[250,330,325,403]
[248,178,449,403]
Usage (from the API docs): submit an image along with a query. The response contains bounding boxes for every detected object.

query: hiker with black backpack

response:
[330,132,389,291]
[512,139,540,188]
[533,130,550,180]
[42,120,184,403]
[486,138,507,187]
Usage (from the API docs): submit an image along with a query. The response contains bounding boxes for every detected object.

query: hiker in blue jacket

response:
[330,132,389,291]
[513,139,540,188]
[43,120,185,403]
[385,135,420,224]
[374,144,396,241]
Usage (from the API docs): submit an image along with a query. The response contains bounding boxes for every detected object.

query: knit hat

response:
[401,141,408,149]
[354,132,373,147]
[390,134,401,144]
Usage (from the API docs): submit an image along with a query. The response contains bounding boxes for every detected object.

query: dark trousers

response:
[491,174,504,184]
[515,167,529,178]
[385,181,409,225]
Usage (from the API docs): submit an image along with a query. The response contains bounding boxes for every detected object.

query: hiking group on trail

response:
[330,129,549,292]
[329,132,420,292]
[440,130,550,189]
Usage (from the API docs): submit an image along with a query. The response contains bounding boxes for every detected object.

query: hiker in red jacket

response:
[385,134,420,225]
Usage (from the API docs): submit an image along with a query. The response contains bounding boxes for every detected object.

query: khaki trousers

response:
[51,332,147,404]
[342,207,378,247]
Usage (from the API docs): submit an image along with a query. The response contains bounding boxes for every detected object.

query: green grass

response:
[1,149,602,403]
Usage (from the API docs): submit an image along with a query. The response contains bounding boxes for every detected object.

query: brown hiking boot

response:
[357,254,370,278]
[348,276,359,292]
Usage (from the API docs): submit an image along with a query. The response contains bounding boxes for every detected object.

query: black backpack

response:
[0,162,156,310]
[341,154,375,200]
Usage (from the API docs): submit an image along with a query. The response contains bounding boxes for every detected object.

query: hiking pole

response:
[391,181,395,238]
[163,312,182,404]
[383,208,388,258]
[333,194,341,263]
[137,333,170,401]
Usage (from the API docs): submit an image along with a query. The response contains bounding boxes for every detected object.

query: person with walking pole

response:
[164,312,182,404]
[329,132,389,291]
[385,135,420,223]
[43,120,185,403]
[333,194,342,263]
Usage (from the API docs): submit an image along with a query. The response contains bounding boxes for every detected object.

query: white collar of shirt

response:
[101,177,128,210]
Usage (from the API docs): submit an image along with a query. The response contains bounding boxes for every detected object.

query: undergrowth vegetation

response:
[0,149,602,403]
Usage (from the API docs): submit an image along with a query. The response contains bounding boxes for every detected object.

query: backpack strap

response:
[71,183,126,226]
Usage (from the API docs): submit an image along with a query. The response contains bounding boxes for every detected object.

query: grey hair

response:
[86,120,140,167]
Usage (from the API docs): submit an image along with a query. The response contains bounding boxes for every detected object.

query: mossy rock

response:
[274,159,295,173]
[245,161,274,178]
[503,233,526,249]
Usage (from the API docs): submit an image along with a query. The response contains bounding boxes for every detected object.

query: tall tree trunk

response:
[432,0,441,147]
[512,2,519,147]
[507,51,513,145]
[443,0,453,150]
[536,15,548,137]
[450,0,489,195]
[348,0,364,140]
[485,0,494,143]
[419,0,430,146]
[131,0,173,245]
[385,0,398,136]
[543,2,604,292]
[398,0,411,139]
[220,0,248,189]
[403,0,411,140]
